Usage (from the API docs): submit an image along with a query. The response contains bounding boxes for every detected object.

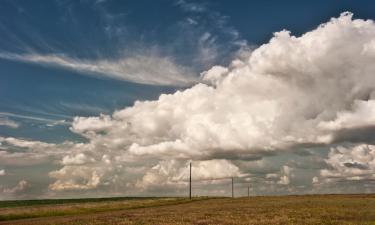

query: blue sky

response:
[1,0,375,199]
[2,0,375,143]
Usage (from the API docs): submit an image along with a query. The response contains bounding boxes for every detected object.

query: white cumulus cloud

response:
[2,180,29,194]
[320,144,375,182]
[70,12,375,159]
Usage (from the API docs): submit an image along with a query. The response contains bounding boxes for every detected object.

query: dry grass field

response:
[1,195,375,225]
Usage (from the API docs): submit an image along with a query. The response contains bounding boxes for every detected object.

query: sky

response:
[1,0,375,199]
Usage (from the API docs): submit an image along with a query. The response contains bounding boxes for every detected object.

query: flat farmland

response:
[1,195,375,225]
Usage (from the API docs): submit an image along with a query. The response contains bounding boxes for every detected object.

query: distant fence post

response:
[189,162,192,200]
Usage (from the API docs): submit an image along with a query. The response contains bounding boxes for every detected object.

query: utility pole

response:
[248,186,250,198]
[189,162,192,200]
[231,177,234,198]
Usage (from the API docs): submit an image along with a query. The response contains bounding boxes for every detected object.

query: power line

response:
[178,175,252,182]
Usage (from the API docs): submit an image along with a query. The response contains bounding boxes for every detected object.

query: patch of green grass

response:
[0,197,159,208]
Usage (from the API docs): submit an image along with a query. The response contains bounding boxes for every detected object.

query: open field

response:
[1,194,375,224]
[0,197,205,221]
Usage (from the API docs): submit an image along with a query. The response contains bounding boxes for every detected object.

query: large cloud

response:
[5,12,375,195]
[71,12,375,157]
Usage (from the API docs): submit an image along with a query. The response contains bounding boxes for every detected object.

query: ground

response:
[1,195,375,225]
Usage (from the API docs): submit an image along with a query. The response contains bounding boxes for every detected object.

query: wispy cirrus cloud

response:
[0,52,198,86]
[0,112,68,126]
[0,117,19,128]
[0,0,244,87]
[175,0,207,13]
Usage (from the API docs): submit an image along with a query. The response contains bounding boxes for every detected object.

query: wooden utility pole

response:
[248,186,250,198]
[189,162,192,200]
[231,177,234,198]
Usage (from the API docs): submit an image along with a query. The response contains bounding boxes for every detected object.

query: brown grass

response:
[0,197,206,222]
[1,194,375,225]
